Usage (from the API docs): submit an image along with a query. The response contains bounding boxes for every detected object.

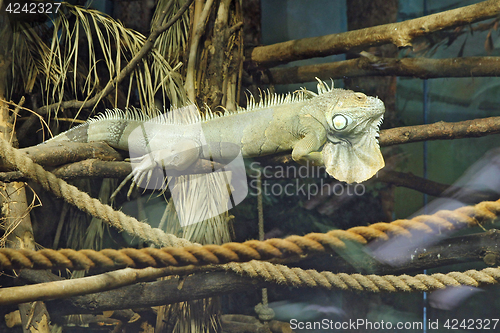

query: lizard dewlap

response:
[45,80,385,184]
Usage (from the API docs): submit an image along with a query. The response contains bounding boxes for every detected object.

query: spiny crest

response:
[240,89,306,112]
[236,78,335,113]
[88,106,202,125]
[199,88,308,121]
[86,79,336,124]
[315,78,335,95]
[89,108,150,123]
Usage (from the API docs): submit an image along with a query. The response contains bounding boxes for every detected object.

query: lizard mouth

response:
[326,132,352,147]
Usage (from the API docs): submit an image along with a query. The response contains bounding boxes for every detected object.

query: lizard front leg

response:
[291,116,326,166]
[111,140,201,200]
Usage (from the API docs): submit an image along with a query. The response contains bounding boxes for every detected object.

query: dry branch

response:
[263,56,500,84]
[28,270,264,315]
[185,0,215,101]
[377,170,498,204]
[50,158,224,179]
[248,0,500,66]
[52,160,131,179]
[379,116,500,146]
[0,266,205,307]
[1,161,494,204]
[21,142,121,167]
[0,158,225,182]
[298,229,500,276]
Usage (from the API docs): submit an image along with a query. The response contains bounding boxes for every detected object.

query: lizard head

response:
[322,89,385,183]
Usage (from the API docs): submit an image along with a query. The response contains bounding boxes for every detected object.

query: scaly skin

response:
[45,81,385,183]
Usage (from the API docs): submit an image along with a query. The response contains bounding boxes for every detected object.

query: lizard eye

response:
[332,114,351,131]
[354,93,366,101]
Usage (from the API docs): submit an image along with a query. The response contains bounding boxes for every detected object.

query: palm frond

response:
[11,3,188,119]
[10,22,49,95]
[151,0,190,65]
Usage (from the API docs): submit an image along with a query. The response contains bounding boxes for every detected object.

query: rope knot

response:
[254,302,275,321]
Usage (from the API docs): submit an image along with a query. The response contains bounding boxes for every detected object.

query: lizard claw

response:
[110,154,161,201]
[110,172,135,202]
[111,142,200,200]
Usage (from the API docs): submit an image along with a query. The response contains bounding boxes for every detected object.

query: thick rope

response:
[2,138,500,293]
[3,137,499,254]
[1,196,500,271]
[225,261,500,292]
[0,138,193,248]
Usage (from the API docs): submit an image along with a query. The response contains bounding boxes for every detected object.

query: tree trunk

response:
[0,2,51,332]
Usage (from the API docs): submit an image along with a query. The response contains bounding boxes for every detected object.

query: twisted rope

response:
[0,234,361,270]
[2,138,500,294]
[1,197,499,271]
[0,138,193,248]
[3,137,499,255]
[0,263,499,308]
[225,261,500,292]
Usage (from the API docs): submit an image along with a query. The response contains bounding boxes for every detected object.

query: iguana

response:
[45,81,385,184]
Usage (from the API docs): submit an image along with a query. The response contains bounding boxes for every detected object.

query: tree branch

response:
[265,116,500,174]
[51,160,131,180]
[3,158,494,205]
[0,266,208,307]
[185,0,215,101]
[12,268,263,314]
[296,229,500,276]
[0,142,122,173]
[377,170,498,204]
[379,116,500,146]
[248,0,500,66]
[0,143,226,182]
[262,56,500,84]
[49,158,225,180]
